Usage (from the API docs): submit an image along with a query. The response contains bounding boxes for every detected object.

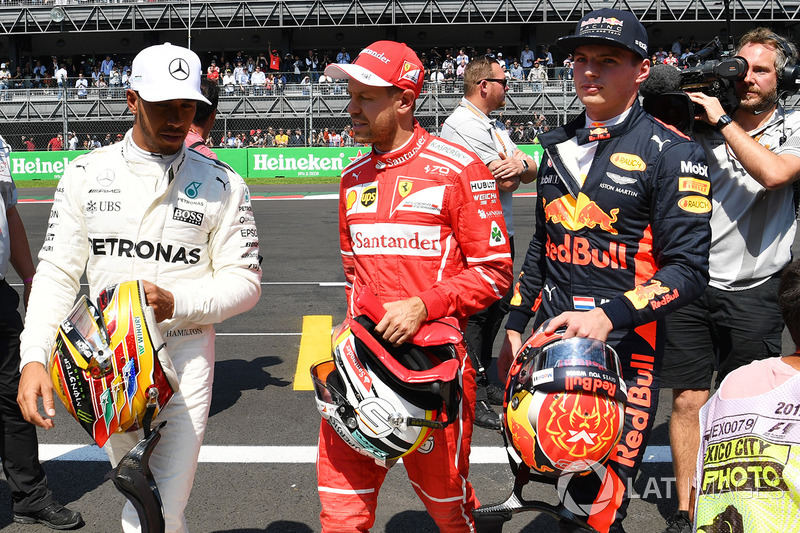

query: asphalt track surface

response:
[0,183,793,533]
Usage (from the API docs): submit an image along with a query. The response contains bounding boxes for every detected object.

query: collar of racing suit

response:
[120,129,189,189]
[538,100,646,149]
[369,120,429,170]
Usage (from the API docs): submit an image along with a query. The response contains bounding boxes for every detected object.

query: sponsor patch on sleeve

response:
[489,220,507,247]
[625,280,670,310]
[677,195,711,214]
[678,177,710,196]
[427,138,473,166]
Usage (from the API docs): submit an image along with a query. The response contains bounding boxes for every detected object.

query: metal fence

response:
[2,73,798,153]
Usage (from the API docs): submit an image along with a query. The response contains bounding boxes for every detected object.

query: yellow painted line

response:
[294,315,333,390]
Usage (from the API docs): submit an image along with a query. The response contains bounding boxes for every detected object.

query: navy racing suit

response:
[505,101,712,532]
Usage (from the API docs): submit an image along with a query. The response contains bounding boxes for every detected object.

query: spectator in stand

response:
[655,46,668,63]
[671,36,684,56]
[185,78,219,160]
[305,50,319,81]
[265,49,278,72]
[54,63,68,100]
[121,67,131,89]
[527,60,548,87]
[21,63,32,89]
[250,66,266,95]
[108,64,121,97]
[336,47,350,64]
[100,55,114,77]
[664,50,679,67]
[266,73,277,94]
[222,69,235,95]
[509,60,524,81]
[342,124,354,146]
[292,55,303,83]
[542,45,555,76]
[20,136,34,151]
[32,61,46,89]
[67,132,79,151]
[275,128,289,147]
[95,74,107,91]
[90,136,101,149]
[495,52,506,69]
[456,57,468,79]
[90,64,100,86]
[46,134,63,151]
[264,126,275,147]
[289,128,304,146]
[520,44,535,76]
[207,60,220,83]
[102,133,113,146]
[0,63,9,100]
[328,130,342,147]
[562,53,574,80]
[11,66,22,89]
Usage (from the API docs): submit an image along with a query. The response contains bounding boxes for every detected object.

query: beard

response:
[736,83,778,114]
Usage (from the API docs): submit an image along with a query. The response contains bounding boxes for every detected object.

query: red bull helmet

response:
[504,321,626,477]
[48,280,179,447]
[311,314,463,465]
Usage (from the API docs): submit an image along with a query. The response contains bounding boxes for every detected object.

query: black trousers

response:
[0,279,53,513]
[465,237,514,401]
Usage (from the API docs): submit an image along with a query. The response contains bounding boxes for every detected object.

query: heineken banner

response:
[11,145,544,181]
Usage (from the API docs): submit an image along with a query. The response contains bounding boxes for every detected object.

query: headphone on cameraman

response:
[768,32,800,96]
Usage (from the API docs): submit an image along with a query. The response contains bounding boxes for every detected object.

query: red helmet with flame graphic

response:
[503,320,626,477]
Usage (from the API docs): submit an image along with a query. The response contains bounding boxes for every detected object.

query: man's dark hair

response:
[778,259,800,346]
[193,78,219,126]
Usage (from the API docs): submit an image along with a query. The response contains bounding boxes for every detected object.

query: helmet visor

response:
[311,360,346,406]
[535,337,621,376]
[64,297,109,354]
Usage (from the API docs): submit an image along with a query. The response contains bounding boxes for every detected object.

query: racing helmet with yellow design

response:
[504,320,626,477]
[48,280,178,447]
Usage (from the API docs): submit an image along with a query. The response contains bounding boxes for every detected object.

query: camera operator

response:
[660,28,800,533]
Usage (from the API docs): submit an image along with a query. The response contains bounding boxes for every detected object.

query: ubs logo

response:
[169,58,190,80]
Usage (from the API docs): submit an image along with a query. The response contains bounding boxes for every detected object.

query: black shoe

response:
[485,381,505,406]
[662,511,691,533]
[475,400,501,430]
[14,502,83,530]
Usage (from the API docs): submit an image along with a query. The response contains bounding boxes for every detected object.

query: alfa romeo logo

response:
[169,58,190,80]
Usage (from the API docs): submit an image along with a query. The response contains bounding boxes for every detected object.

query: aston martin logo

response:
[169,58,190,80]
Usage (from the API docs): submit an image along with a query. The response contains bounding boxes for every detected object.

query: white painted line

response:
[216,333,301,336]
[39,444,672,464]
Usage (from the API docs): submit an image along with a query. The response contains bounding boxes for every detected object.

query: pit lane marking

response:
[38,444,672,463]
[294,314,333,391]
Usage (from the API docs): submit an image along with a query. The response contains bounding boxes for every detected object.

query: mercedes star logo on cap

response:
[169,58,190,80]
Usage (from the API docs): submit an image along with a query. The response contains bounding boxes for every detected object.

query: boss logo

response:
[173,207,204,226]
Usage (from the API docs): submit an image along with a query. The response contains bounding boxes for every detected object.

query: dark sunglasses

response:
[478,78,508,88]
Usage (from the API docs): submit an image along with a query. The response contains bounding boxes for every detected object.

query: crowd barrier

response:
[11,144,546,181]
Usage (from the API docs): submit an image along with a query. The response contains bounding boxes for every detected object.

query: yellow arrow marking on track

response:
[294,315,333,391]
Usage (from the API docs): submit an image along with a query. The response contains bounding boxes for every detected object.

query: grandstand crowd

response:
[2,35,703,151]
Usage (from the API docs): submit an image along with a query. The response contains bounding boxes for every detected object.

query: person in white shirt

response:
[250,66,266,95]
[520,44,535,76]
[54,64,68,100]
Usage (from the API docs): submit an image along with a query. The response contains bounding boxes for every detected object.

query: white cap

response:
[130,43,211,104]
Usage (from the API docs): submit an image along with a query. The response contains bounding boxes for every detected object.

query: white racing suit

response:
[20,131,262,532]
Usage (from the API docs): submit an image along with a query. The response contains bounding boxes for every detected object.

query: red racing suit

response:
[505,102,712,532]
[318,122,513,532]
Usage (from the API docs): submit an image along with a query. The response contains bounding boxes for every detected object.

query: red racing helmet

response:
[503,321,626,477]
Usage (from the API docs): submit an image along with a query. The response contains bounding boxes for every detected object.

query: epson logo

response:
[680,160,708,177]
[173,207,204,226]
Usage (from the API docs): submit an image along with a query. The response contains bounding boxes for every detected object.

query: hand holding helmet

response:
[503,320,626,477]
[311,291,464,466]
